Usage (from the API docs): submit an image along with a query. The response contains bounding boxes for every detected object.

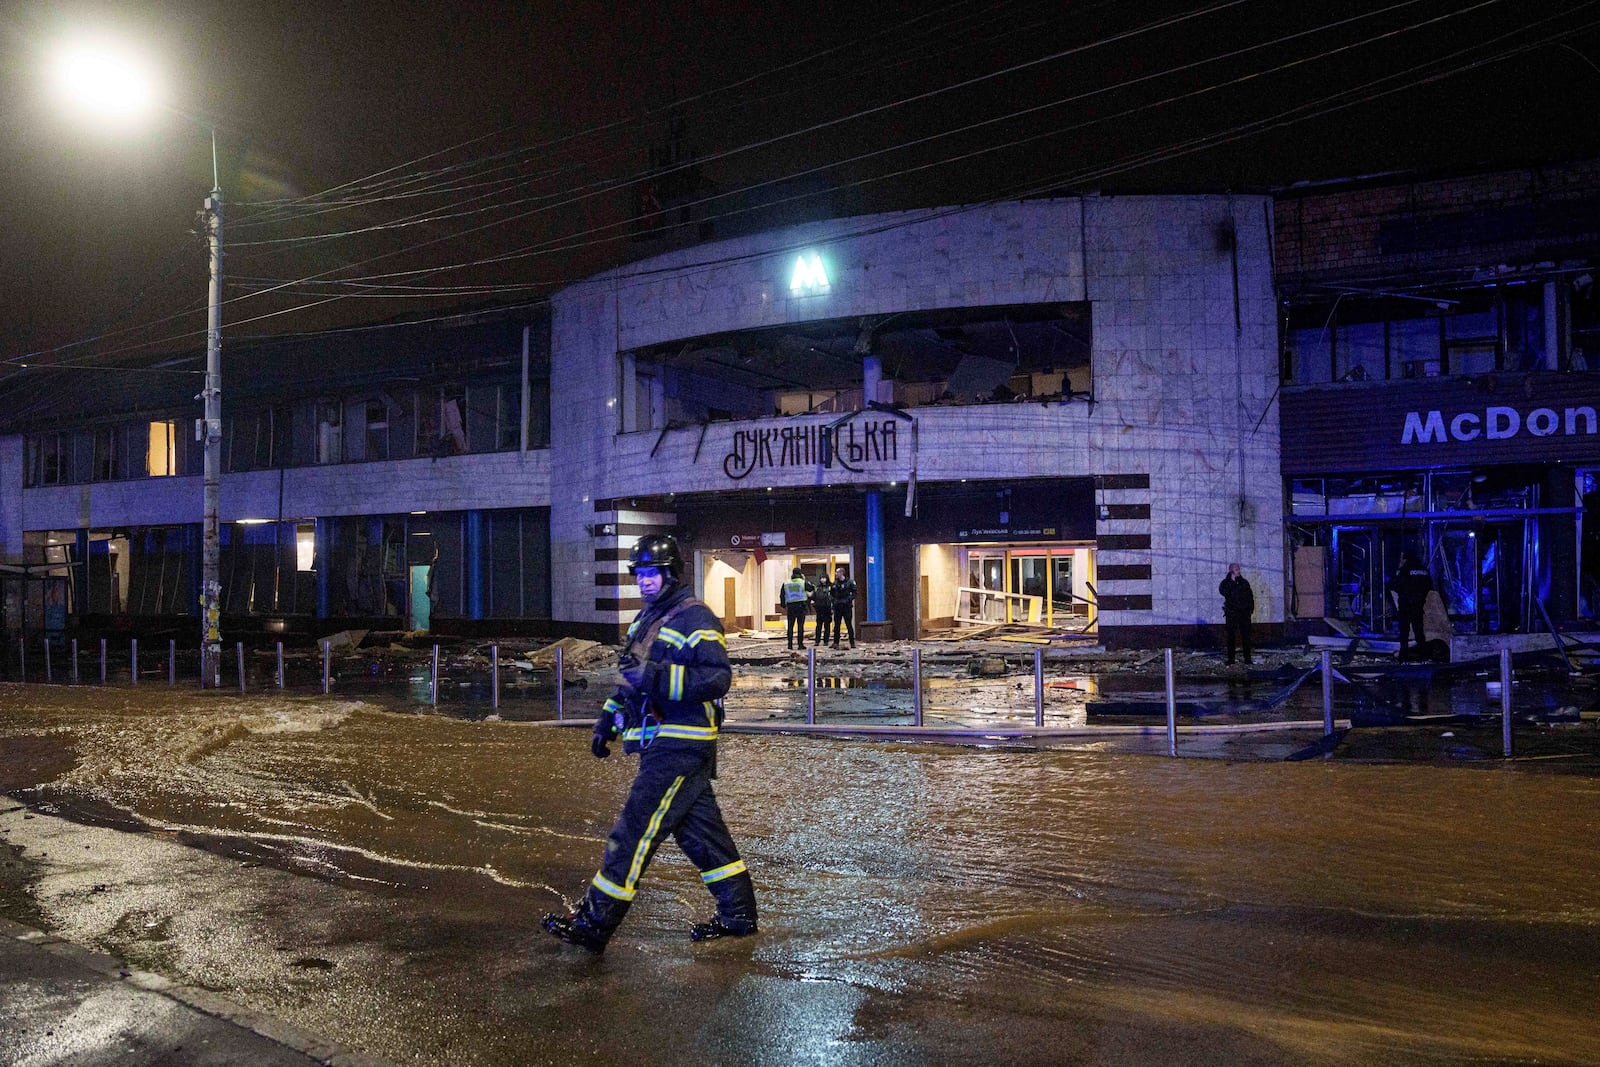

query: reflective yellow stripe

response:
[700,860,747,884]
[592,872,635,901]
[659,627,687,649]
[668,664,684,701]
[658,724,717,740]
[623,724,718,741]
[625,776,684,892]
[603,697,624,713]
[685,629,726,647]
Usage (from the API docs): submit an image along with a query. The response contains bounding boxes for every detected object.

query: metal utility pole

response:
[200,133,223,688]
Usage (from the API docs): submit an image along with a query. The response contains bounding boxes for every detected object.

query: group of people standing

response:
[780,568,857,650]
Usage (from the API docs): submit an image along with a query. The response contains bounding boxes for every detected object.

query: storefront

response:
[1281,371,1593,635]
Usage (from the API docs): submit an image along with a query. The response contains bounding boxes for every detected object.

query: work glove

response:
[592,712,619,759]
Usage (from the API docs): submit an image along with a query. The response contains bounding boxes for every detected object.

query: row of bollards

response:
[789,645,1521,759]
[5,632,1520,750]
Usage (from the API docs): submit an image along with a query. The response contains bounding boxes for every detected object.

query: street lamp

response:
[53,37,226,688]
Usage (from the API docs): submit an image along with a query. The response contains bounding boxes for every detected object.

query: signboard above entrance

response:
[722,417,900,480]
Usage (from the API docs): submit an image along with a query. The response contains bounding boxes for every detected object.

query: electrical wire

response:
[3,0,1260,368]
[7,1,1592,375]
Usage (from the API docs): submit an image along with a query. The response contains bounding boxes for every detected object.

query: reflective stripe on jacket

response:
[782,578,809,604]
[605,586,731,754]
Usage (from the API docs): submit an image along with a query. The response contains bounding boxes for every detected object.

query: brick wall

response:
[1276,158,1600,292]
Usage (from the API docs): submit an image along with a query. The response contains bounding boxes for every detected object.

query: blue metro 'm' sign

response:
[789,252,829,295]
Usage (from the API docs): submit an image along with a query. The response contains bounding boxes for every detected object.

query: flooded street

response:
[3,678,1600,1065]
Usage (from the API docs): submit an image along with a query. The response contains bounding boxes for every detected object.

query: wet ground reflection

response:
[2,682,1599,1064]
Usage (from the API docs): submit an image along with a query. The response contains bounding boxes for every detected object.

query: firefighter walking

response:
[543,534,758,953]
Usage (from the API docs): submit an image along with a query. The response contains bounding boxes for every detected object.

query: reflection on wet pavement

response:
[1,681,1599,1065]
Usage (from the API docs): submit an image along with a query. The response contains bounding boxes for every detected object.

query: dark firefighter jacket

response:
[601,583,731,755]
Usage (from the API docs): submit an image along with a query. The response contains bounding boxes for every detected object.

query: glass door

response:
[1009,554,1047,624]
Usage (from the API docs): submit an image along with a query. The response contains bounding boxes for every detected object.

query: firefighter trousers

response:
[585,744,757,936]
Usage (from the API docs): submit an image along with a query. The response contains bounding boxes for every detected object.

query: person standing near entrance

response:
[542,533,758,953]
[811,578,833,647]
[1219,562,1254,665]
[1390,550,1434,658]
[782,568,813,650]
[831,570,857,648]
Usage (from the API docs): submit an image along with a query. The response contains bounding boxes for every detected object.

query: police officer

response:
[1391,550,1434,658]
[810,577,833,647]
[781,567,813,649]
[543,534,758,953]
[831,570,857,648]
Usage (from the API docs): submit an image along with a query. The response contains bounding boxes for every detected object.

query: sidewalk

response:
[0,916,389,1067]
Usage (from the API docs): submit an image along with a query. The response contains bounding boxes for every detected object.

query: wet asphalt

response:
[0,913,385,1066]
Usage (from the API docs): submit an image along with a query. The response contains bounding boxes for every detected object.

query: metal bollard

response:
[131,638,138,686]
[1322,650,1333,736]
[276,642,285,689]
[100,638,107,684]
[1501,647,1513,758]
[555,645,564,721]
[1034,648,1044,728]
[17,637,24,684]
[237,642,246,694]
[913,646,923,727]
[491,644,500,710]
[431,645,440,706]
[321,641,331,695]
[71,638,79,684]
[1164,648,1177,757]
[806,646,816,724]
[169,640,176,685]
[44,638,52,683]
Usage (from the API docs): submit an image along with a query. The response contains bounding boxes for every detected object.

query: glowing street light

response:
[51,35,227,689]
[50,37,161,123]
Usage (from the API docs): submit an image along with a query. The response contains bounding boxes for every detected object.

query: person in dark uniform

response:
[1391,550,1434,658]
[810,577,833,648]
[543,534,758,953]
[831,570,857,648]
[781,567,812,649]
[1219,562,1254,665]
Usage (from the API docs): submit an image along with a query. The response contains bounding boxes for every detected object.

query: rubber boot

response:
[543,886,630,953]
[690,871,758,942]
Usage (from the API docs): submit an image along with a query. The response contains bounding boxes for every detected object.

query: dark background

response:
[3,0,1600,376]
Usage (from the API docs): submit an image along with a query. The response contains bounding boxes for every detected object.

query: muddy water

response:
[3,682,1600,1065]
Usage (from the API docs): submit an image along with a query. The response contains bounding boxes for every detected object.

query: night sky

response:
[2,0,1599,377]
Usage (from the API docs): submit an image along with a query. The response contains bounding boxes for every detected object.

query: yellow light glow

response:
[52,36,161,122]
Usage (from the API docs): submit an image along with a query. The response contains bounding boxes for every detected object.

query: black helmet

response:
[629,534,682,578]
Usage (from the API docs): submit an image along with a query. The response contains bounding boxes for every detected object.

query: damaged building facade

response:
[0,194,1282,648]
[554,195,1283,646]
[1278,160,1600,641]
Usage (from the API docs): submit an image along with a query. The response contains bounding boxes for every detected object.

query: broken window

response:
[314,400,342,465]
[147,421,178,476]
[619,302,1093,431]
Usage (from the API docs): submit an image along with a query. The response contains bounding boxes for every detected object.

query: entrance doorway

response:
[918,542,1095,634]
[697,547,854,635]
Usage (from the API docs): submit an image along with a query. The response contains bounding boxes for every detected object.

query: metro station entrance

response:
[697,546,855,635]
[918,542,1096,634]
